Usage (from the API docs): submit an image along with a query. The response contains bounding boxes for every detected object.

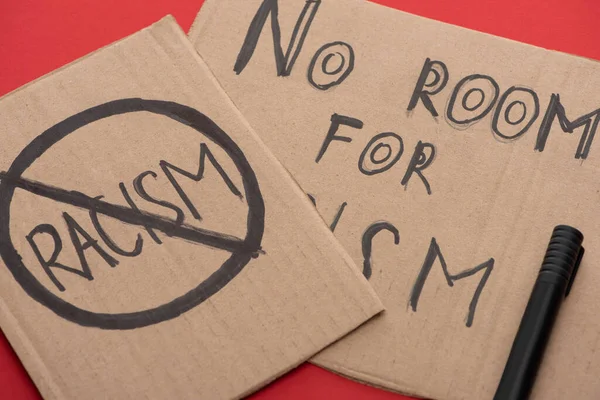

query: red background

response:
[0,0,598,398]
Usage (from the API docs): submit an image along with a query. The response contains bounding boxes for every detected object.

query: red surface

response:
[0,0,598,399]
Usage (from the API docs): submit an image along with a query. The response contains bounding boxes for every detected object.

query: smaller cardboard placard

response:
[0,16,382,400]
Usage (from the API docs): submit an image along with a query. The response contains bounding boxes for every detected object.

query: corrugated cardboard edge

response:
[0,299,61,398]
[311,361,435,400]
[187,0,219,44]
[239,314,387,398]
[313,357,429,400]
[0,16,179,103]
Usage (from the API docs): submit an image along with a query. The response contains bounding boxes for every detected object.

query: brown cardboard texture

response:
[0,16,383,400]
[190,1,600,399]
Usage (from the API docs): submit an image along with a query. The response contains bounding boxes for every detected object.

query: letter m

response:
[535,93,600,159]
[234,0,321,76]
[160,143,242,222]
[408,238,494,327]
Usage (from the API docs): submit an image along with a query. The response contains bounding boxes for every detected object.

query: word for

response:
[409,58,599,160]
[234,0,355,90]
[26,143,241,292]
[315,113,436,194]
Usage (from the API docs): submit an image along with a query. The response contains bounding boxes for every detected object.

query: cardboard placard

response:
[0,16,383,400]
[190,1,600,399]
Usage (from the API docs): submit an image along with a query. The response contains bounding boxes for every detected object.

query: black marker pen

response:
[494,225,584,400]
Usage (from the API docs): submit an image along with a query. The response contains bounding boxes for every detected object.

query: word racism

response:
[24,142,242,293]
[236,0,598,197]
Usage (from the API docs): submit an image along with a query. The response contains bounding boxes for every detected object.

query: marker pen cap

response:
[539,225,584,293]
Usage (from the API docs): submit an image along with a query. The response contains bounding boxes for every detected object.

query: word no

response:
[315,113,435,194]
[234,0,355,90]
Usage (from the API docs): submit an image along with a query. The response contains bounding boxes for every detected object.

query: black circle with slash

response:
[0,99,265,330]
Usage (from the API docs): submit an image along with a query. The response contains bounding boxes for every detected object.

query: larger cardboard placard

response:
[0,16,383,400]
[190,1,600,399]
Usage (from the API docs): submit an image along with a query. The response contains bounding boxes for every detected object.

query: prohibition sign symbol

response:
[0,99,265,330]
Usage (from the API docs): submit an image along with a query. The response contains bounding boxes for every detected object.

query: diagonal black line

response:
[0,172,249,254]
